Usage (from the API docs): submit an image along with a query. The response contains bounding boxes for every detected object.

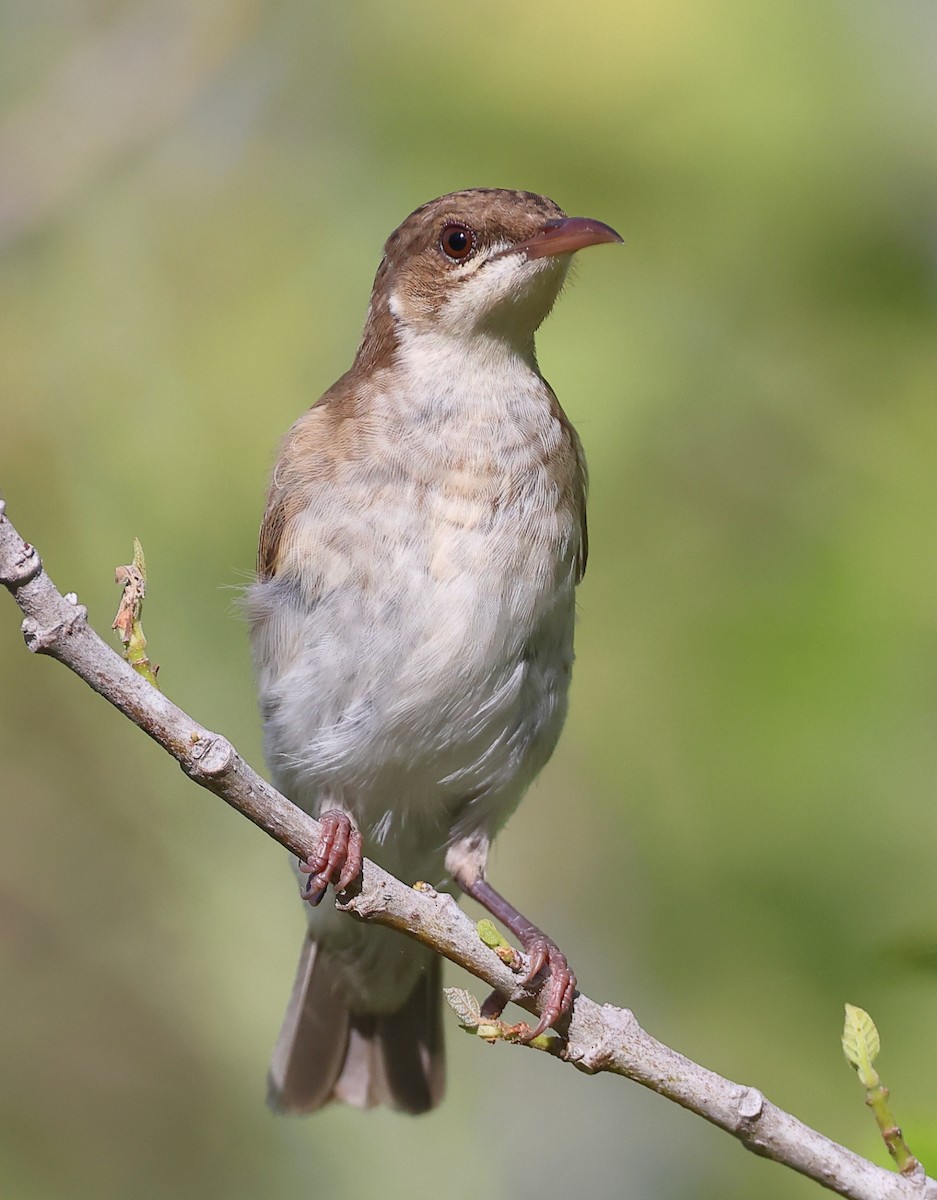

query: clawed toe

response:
[518,934,576,1041]
[298,810,362,906]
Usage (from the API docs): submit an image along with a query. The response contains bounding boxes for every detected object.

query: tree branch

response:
[1,497,933,1200]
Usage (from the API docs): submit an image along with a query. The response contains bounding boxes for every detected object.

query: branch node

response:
[21,595,88,654]
[188,733,235,778]
[570,1003,640,1073]
[342,881,395,918]
[569,1042,612,1073]
[901,1159,927,1185]
[737,1086,765,1122]
[0,533,41,588]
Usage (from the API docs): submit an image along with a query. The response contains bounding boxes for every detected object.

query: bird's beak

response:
[500,216,623,261]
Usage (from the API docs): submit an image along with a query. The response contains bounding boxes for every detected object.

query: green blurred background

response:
[2,2,936,1197]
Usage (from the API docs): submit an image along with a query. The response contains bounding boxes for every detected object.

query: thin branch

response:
[0,497,933,1200]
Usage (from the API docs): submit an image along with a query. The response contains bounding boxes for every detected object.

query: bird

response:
[247,188,621,1115]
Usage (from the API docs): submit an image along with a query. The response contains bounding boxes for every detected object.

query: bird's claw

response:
[518,934,576,1041]
[299,810,363,905]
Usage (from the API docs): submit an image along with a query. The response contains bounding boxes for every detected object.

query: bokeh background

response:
[2,2,936,1197]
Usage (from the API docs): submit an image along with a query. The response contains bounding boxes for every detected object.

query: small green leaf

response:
[477,919,509,950]
[842,1003,881,1088]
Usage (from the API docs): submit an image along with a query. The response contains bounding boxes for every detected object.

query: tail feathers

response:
[268,937,445,1115]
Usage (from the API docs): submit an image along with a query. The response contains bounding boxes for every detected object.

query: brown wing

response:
[256,373,359,581]
[576,477,589,583]
[257,487,288,580]
[543,381,589,584]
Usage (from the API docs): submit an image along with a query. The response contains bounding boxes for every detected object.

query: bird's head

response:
[355,189,621,368]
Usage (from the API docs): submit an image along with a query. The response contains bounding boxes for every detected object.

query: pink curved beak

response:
[502,216,623,261]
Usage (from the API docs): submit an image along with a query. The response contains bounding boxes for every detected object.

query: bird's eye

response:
[439,224,475,261]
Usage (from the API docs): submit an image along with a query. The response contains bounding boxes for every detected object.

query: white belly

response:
[250,494,577,886]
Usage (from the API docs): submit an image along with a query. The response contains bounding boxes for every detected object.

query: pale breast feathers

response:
[259,378,587,586]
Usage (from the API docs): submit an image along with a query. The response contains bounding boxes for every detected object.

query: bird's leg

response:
[460,876,576,1040]
[299,809,363,906]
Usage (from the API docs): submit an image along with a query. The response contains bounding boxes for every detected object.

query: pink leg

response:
[298,810,363,906]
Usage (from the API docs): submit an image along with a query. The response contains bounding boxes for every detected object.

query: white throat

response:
[388,320,547,429]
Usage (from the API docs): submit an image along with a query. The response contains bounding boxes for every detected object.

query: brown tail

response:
[267,937,445,1115]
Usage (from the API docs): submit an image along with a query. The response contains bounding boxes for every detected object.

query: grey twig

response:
[1,497,933,1200]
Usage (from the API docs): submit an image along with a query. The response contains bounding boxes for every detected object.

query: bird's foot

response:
[460,876,577,1040]
[515,932,576,1040]
[298,810,363,905]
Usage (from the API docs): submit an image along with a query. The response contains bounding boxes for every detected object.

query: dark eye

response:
[440,224,475,260]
